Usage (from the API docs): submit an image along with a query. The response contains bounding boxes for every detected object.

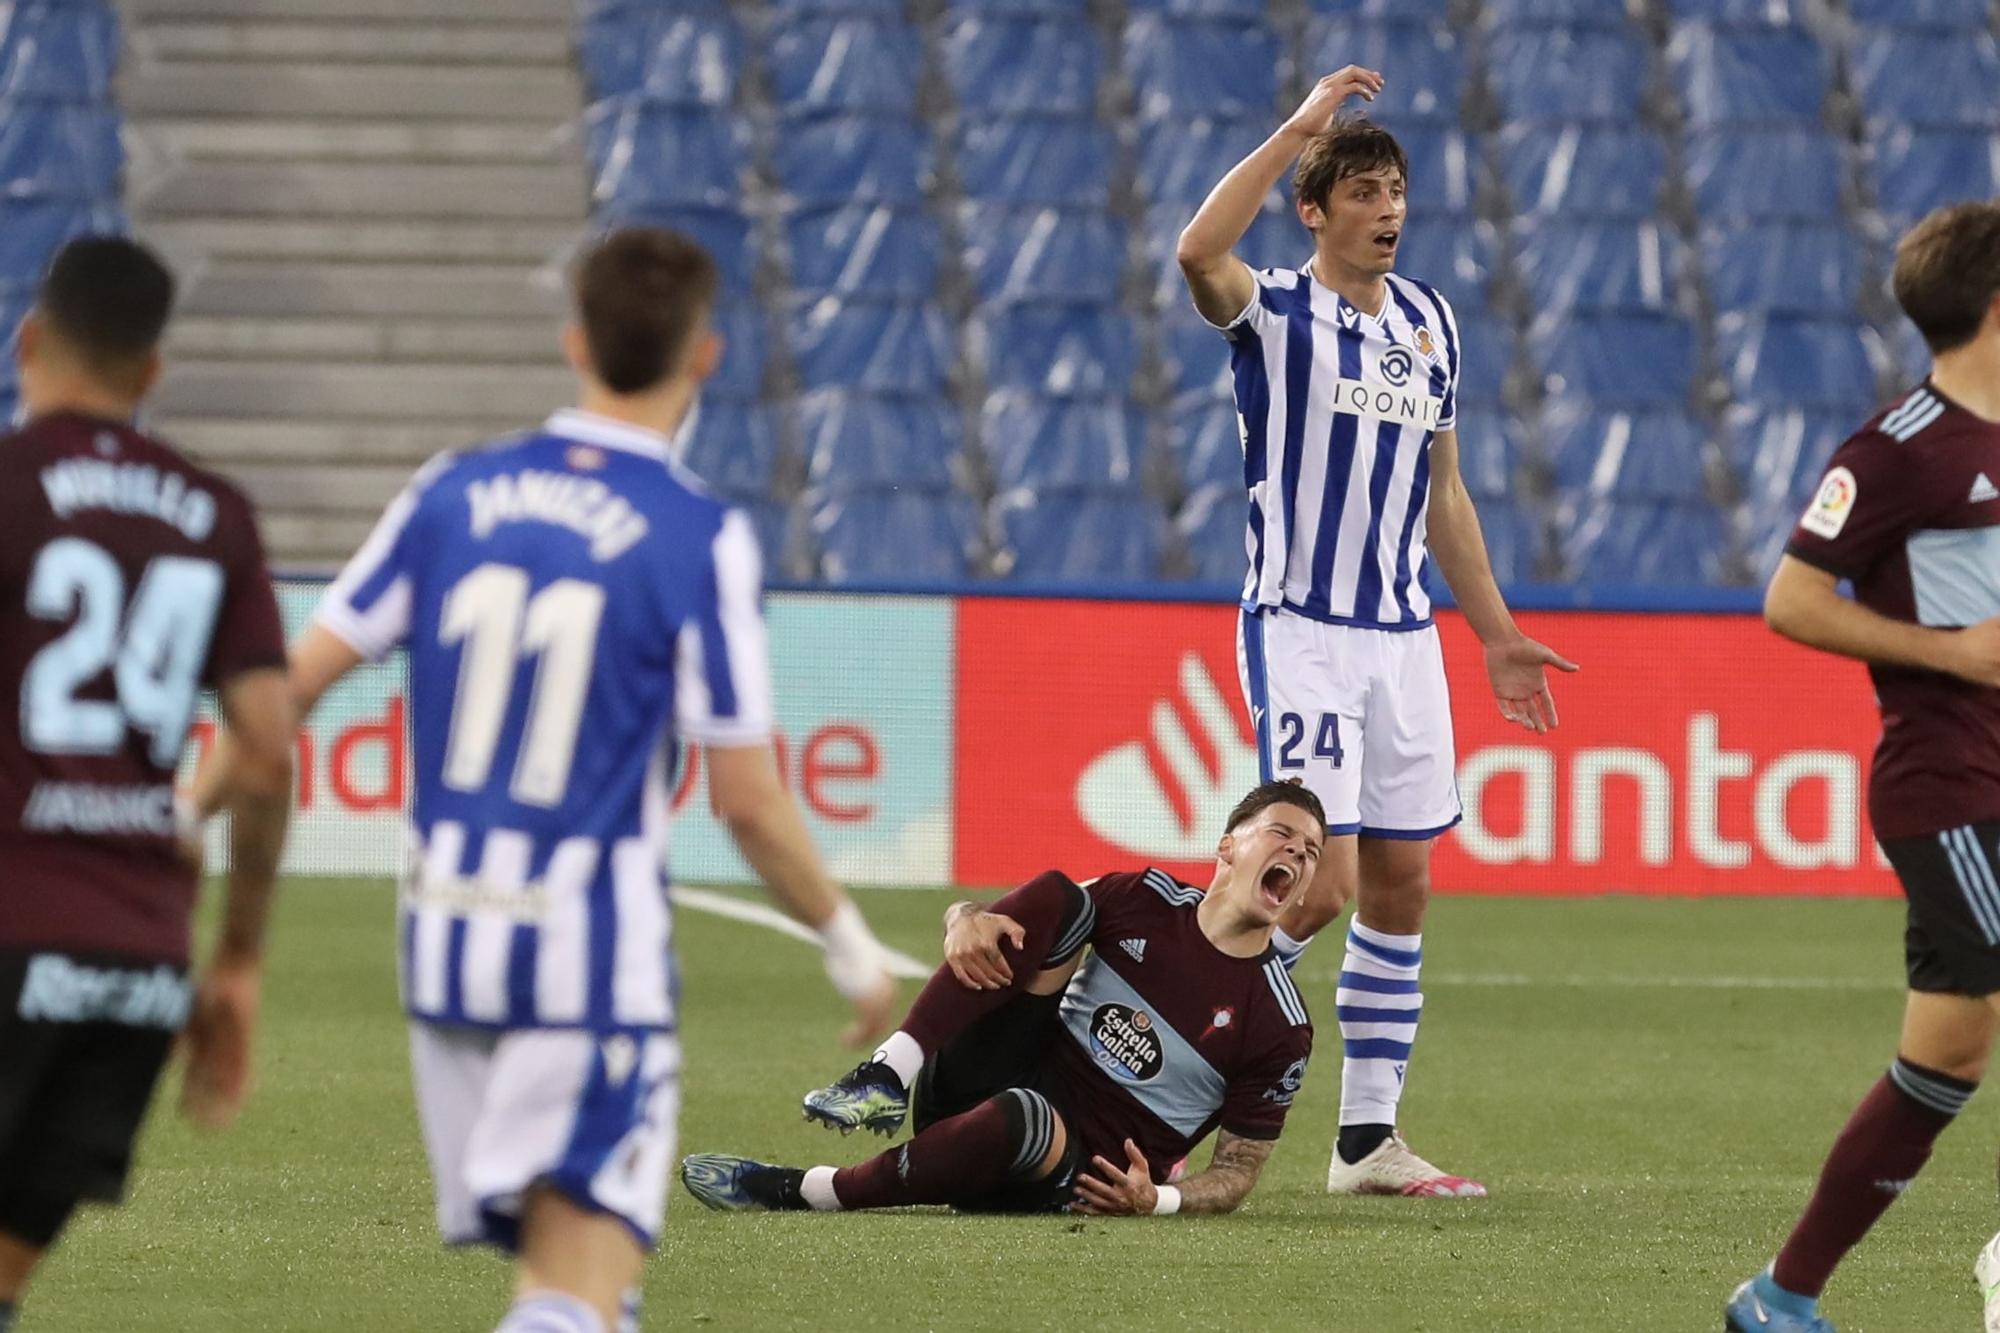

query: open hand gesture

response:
[1072,1138,1159,1216]
[1486,635,1579,734]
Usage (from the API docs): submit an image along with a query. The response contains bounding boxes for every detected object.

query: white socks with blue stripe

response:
[1336,920,1423,1130]
[495,1291,605,1333]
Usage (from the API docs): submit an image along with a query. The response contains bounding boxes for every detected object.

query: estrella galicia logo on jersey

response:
[1379,345,1415,388]
[1089,1002,1164,1082]
[1262,1057,1308,1106]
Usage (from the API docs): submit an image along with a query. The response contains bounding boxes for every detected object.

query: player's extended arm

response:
[1425,427,1577,733]
[707,742,895,1045]
[1175,1130,1277,1215]
[190,622,365,821]
[181,665,295,1132]
[1071,1131,1275,1216]
[1176,66,1383,328]
[1766,554,2000,685]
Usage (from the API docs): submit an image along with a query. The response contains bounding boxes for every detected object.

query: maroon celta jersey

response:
[1787,381,2000,839]
[1039,868,1313,1180]
[0,411,285,964]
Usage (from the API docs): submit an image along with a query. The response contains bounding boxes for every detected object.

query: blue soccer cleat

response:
[680,1154,809,1211]
[1725,1271,1836,1332]
[801,1059,908,1137]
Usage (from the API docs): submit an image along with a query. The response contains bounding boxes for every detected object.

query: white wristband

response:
[1151,1185,1182,1216]
[820,901,887,1001]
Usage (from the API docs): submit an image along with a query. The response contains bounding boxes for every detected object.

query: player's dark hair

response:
[1292,117,1408,213]
[35,235,175,392]
[1893,201,2000,355]
[1224,779,1328,839]
[572,226,719,394]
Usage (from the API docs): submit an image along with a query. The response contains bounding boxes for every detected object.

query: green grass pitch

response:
[22,881,2000,1331]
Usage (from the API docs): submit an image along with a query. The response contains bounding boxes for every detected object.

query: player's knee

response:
[996,1088,1067,1181]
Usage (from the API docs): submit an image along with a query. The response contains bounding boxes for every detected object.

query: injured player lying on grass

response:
[681,780,1324,1217]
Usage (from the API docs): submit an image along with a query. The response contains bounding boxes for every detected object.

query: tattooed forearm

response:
[1175,1131,1275,1214]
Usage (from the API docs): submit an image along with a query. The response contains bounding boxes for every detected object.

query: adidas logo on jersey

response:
[1972,473,1999,504]
[1119,938,1148,963]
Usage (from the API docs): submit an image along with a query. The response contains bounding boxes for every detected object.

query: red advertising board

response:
[953,600,1896,897]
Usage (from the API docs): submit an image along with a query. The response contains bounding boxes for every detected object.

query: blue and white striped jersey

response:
[316,409,772,1033]
[1215,263,1462,629]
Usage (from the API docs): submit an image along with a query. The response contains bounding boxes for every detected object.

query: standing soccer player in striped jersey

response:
[1176,67,1576,1199]
[230,229,897,1333]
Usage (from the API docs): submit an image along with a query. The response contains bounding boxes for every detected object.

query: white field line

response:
[671,886,932,980]
[671,887,1894,992]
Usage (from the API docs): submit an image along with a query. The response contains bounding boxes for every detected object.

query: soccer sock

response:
[1335,921,1423,1164]
[871,1030,925,1088]
[830,1087,1060,1210]
[1770,1058,1974,1299]
[494,1290,606,1333]
[799,1165,843,1211]
[898,877,1094,1056]
[1271,926,1308,973]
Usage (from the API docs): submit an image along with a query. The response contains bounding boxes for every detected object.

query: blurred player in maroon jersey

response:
[681,781,1322,1218]
[1724,203,2000,1333]
[0,238,294,1330]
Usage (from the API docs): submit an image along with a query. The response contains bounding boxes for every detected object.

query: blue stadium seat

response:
[1667,24,1830,127]
[706,306,768,401]
[769,19,921,115]
[1145,204,1303,308]
[1542,402,1709,502]
[1886,319,1932,386]
[1393,220,1495,316]
[584,103,743,210]
[976,303,1137,396]
[1486,27,1649,123]
[1454,322,1515,408]
[1560,500,1728,585]
[986,392,1145,492]
[1851,31,2000,131]
[785,205,940,300]
[1531,314,1697,408]
[799,390,961,490]
[1847,0,1990,27]
[595,205,754,293]
[1124,17,1281,124]
[1868,126,2000,225]
[577,10,739,105]
[1724,403,1854,575]
[962,208,1124,304]
[1168,399,1244,493]
[1469,499,1536,585]
[944,0,1088,15]
[0,201,120,290]
[1683,128,1846,219]
[1480,0,1632,23]
[1159,303,1235,400]
[1714,313,1883,411]
[1446,407,1522,501]
[958,116,1114,208]
[0,103,116,200]
[770,0,906,17]
[1492,124,1667,217]
[790,298,956,394]
[943,17,1101,116]
[1657,0,1804,21]
[1698,222,1864,316]
[0,5,118,103]
[734,499,794,577]
[1301,20,1462,124]
[681,402,781,496]
[1127,0,1266,19]
[813,491,981,582]
[998,493,1166,581]
[1393,125,1476,217]
[1309,0,1447,16]
[773,116,929,208]
[1177,484,1249,587]
[1138,116,1269,207]
[1510,220,1683,316]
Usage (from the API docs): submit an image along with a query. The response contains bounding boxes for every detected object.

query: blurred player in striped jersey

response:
[221,229,896,1333]
[1176,66,1575,1198]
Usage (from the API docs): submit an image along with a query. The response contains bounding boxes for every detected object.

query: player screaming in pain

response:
[1724,204,2000,1333]
[0,238,295,1332]
[203,228,898,1333]
[681,781,1320,1217]
[1172,65,1576,1197]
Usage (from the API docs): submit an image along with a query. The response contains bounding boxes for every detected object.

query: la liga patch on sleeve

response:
[1800,465,1858,539]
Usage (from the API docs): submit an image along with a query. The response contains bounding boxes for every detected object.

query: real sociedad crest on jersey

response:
[1415,327,1435,359]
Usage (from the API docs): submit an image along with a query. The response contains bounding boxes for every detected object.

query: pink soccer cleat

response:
[1324,1132,1486,1198]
